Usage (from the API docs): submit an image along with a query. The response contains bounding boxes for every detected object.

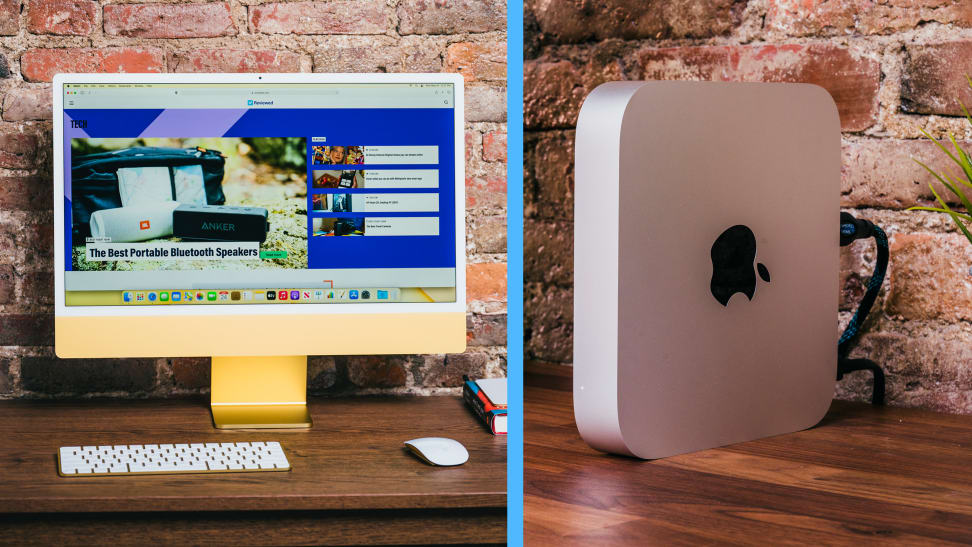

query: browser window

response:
[61,82,458,306]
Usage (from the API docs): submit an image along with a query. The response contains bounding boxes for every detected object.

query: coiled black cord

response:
[837,212,888,405]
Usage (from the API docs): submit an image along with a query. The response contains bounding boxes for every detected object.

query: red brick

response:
[466,84,506,123]
[842,139,972,209]
[639,44,880,132]
[104,3,236,38]
[525,130,573,220]
[21,48,164,83]
[25,222,54,257]
[902,42,972,116]
[0,0,18,35]
[20,356,157,394]
[169,49,302,73]
[467,262,506,303]
[20,271,53,307]
[307,356,338,391]
[0,176,50,210]
[0,314,53,346]
[2,86,53,121]
[445,42,506,83]
[398,0,505,35]
[0,265,13,305]
[423,352,488,387]
[28,0,96,36]
[250,2,390,35]
[766,0,972,37]
[465,129,481,164]
[482,131,506,162]
[886,233,972,322]
[466,174,506,211]
[311,39,442,73]
[468,214,507,254]
[524,61,583,130]
[0,130,39,169]
[467,313,507,346]
[529,0,745,44]
[0,359,9,394]
[525,219,572,287]
[525,283,572,363]
[346,355,407,388]
[839,241,872,312]
[523,56,625,129]
[170,357,210,390]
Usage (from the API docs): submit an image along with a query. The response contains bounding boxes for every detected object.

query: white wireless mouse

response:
[404,437,469,466]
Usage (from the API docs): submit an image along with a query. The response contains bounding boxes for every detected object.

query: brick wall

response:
[0,0,508,398]
[525,0,972,414]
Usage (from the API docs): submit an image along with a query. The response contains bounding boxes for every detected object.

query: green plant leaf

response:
[907,206,972,221]
[913,159,972,207]
[938,171,972,212]
[929,183,972,245]
[946,132,972,183]
[920,127,963,167]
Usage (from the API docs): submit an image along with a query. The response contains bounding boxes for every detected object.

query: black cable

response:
[837,212,889,405]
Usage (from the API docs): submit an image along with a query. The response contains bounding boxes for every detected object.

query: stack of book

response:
[462,376,507,435]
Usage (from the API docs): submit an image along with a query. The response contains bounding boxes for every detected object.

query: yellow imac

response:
[53,73,466,428]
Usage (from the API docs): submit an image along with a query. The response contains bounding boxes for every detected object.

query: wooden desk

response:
[525,363,972,545]
[0,396,506,546]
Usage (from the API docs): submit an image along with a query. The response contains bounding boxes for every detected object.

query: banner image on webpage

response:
[70,137,308,271]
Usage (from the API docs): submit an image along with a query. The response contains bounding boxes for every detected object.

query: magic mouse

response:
[404,437,469,466]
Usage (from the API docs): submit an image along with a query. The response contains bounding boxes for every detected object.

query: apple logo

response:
[710,225,770,307]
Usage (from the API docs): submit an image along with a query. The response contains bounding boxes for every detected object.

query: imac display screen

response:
[60,82,458,306]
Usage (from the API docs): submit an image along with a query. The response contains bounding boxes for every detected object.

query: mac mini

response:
[573,81,839,459]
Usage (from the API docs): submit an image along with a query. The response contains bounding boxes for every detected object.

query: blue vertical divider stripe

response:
[507,1,524,545]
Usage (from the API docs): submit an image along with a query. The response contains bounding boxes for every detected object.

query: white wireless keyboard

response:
[57,441,290,477]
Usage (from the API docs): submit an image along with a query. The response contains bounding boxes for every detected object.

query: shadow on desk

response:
[0,395,506,546]
[525,361,972,545]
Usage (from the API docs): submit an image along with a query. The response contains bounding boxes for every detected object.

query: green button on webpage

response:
[260,251,287,259]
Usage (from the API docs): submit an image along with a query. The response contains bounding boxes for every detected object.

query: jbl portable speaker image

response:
[88,202,179,243]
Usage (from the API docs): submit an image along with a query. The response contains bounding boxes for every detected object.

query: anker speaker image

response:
[173,204,270,243]
[573,81,840,459]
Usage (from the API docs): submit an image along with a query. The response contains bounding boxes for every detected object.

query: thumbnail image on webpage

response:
[71,137,307,272]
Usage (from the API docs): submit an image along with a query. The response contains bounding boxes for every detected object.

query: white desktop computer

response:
[53,73,466,430]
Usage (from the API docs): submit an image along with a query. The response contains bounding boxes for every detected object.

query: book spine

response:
[463,381,490,425]
[487,409,508,435]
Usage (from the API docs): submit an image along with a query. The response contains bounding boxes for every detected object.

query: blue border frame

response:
[507,1,524,544]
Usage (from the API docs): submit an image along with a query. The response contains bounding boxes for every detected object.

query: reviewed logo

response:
[139,220,151,230]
